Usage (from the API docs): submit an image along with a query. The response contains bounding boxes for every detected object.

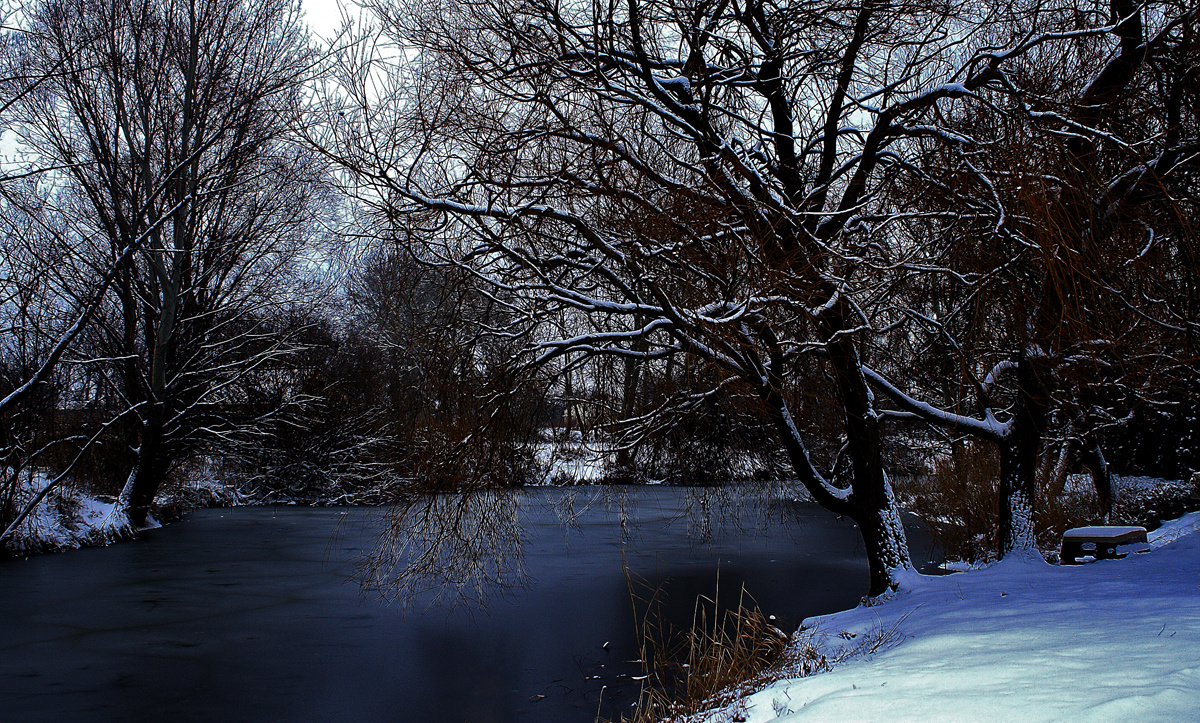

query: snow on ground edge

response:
[702,511,1200,723]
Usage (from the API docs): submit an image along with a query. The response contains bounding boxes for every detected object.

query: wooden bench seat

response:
[1060,526,1149,564]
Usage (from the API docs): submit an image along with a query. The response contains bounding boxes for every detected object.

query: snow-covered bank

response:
[1,474,237,556]
[1,480,128,555]
[707,513,1200,722]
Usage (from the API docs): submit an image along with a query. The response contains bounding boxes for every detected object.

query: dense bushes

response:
[898,441,1200,564]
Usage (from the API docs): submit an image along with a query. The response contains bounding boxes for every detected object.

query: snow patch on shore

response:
[3,474,233,555]
[1,473,118,554]
[705,512,1200,722]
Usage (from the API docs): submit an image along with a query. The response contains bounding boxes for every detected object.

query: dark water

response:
[0,485,936,722]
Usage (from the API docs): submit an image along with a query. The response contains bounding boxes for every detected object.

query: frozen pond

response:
[0,486,936,722]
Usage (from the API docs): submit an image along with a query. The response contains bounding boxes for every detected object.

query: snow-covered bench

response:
[1060,526,1149,564]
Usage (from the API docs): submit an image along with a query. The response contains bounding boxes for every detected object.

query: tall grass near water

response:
[613,565,788,722]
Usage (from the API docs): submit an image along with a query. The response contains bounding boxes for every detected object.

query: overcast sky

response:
[0,0,362,169]
[302,0,360,40]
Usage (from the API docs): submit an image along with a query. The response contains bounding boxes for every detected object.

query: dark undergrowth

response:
[895,443,1200,563]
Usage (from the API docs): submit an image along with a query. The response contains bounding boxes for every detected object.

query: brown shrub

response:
[895,441,999,563]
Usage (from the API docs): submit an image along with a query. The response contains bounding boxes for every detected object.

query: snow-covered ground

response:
[16,499,97,551]
[534,436,616,485]
[707,512,1200,722]
[1,474,237,555]
[2,474,126,555]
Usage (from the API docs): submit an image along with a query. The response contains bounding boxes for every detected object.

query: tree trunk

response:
[828,328,913,595]
[119,222,184,527]
[997,439,1035,555]
[1041,436,1073,502]
[769,403,910,596]
[997,355,1050,556]
[616,314,647,472]
[765,330,913,597]
[851,481,913,597]
[1080,436,1115,521]
[118,405,169,527]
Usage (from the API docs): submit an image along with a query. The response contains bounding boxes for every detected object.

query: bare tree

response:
[345,244,548,489]
[2,0,325,533]
[306,0,1136,594]
[862,0,1198,553]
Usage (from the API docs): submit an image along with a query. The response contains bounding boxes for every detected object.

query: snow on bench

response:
[1060,526,1149,565]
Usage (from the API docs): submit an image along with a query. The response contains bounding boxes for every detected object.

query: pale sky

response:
[301,0,361,41]
[0,0,363,171]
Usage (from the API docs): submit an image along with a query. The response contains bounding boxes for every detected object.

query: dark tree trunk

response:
[764,329,912,598]
[998,355,1051,556]
[767,402,911,597]
[1081,436,1115,521]
[997,439,1034,555]
[850,488,912,596]
[827,319,913,595]
[616,315,647,472]
[120,405,169,527]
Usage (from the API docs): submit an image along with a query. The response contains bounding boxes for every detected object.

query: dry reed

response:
[614,568,788,723]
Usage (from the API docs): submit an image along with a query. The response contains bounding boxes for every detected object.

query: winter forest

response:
[1,0,1198,718]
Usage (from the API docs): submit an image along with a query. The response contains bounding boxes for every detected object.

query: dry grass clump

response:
[615,572,788,723]
[894,441,999,563]
[610,596,913,723]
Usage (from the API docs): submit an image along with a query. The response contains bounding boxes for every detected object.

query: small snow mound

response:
[886,566,934,594]
[939,560,977,573]
[3,476,129,553]
[1149,510,1200,549]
